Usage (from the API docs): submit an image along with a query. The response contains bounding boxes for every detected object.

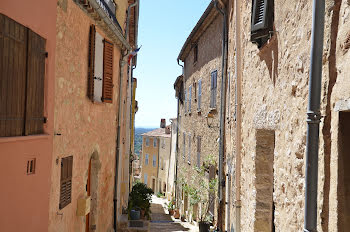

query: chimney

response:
[165,126,171,134]
[160,119,166,128]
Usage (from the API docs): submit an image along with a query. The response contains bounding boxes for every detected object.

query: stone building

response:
[49,0,139,231]
[140,120,171,193]
[223,0,350,231]
[0,0,57,231]
[166,118,178,200]
[174,1,223,224]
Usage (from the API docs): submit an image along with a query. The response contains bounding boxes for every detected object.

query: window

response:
[183,132,186,160]
[153,138,157,147]
[193,44,198,63]
[161,138,165,148]
[145,154,149,165]
[153,155,157,167]
[188,86,192,113]
[198,79,202,111]
[27,158,36,175]
[59,156,73,209]
[184,89,187,114]
[188,133,191,164]
[145,137,150,147]
[251,0,274,48]
[197,136,201,167]
[210,70,218,108]
[0,14,46,137]
[88,24,114,103]
[144,173,148,185]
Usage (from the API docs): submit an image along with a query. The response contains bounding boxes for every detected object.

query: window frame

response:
[210,70,218,109]
[145,154,149,165]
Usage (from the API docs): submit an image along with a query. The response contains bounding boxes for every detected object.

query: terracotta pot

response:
[140,209,145,219]
[169,209,174,215]
[199,221,210,232]
[173,209,180,219]
[181,215,186,222]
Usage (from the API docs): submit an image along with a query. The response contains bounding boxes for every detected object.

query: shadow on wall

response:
[257,30,279,86]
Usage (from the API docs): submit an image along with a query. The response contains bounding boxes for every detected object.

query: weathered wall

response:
[167,119,178,199]
[226,0,350,231]
[0,0,57,231]
[49,0,127,231]
[177,14,223,222]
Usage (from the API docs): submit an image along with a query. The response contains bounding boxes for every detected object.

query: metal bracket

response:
[306,111,322,124]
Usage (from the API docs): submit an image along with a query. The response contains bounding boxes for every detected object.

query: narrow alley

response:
[149,196,197,232]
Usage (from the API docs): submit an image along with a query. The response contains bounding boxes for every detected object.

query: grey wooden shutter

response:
[251,0,268,31]
[197,136,201,167]
[59,156,73,209]
[102,39,114,103]
[183,132,186,160]
[210,71,217,108]
[188,86,192,113]
[0,14,27,137]
[88,25,95,101]
[25,30,46,135]
[188,133,191,163]
[198,79,202,111]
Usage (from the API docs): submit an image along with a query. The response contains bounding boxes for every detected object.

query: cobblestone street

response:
[150,196,198,232]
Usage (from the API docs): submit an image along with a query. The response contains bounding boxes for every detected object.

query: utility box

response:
[77,196,91,216]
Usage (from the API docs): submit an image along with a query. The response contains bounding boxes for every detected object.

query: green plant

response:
[184,154,218,223]
[166,200,175,211]
[128,183,154,220]
[156,192,163,198]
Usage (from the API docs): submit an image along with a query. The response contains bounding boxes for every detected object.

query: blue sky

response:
[134,0,212,128]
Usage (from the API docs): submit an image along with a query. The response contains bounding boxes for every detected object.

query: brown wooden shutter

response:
[102,39,113,103]
[25,29,46,135]
[59,156,73,209]
[88,25,96,101]
[0,14,27,136]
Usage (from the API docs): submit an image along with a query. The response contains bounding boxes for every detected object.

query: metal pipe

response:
[234,0,242,230]
[114,50,131,231]
[174,97,180,207]
[177,58,184,75]
[304,0,325,231]
[214,0,228,231]
[125,0,139,39]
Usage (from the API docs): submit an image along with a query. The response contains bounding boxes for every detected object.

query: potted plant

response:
[181,214,186,222]
[128,182,154,220]
[184,155,217,232]
[166,200,175,215]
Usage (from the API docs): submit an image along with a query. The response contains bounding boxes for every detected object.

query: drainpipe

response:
[125,0,139,39]
[234,0,242,230]
[304,0,325,231]
[214,0,228,231]
[175,59,183,207]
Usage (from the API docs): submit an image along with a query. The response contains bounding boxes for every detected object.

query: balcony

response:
[75,0,130,50]
[95,0,122,30]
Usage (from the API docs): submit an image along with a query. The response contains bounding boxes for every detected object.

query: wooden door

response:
[86,159,91,232]
[152,178,155,192]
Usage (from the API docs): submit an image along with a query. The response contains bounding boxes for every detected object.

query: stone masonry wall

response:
[49,0,128,231]
[177,14,223,223]
[226,0,350,231]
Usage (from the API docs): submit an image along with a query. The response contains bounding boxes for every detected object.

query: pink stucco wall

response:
[0,0,57,231]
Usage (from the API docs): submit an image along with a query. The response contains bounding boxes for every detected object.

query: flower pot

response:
[140,209,145,219]
[169,209,174,215]
[173,209,180,219]
[181,215,186,222]
[130,210,140,220]
[199,221,210,232]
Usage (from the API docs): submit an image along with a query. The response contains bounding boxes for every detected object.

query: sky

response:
[134,0,212,128]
